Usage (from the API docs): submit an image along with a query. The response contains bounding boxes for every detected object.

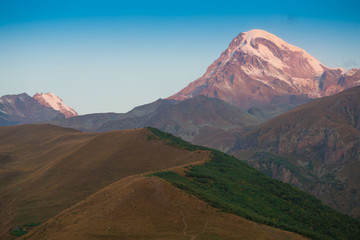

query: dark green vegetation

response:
[9,228,28,237]
[9,223,40,237]
[147,127,210,152]
[23,223,41,227]
[150,129,360,240]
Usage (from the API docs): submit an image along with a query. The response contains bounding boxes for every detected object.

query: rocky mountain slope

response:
[33,92,78,118]
[233,86,360,218]
[50,96,262,151]
[168,29,360,110]
[0,93,64,125]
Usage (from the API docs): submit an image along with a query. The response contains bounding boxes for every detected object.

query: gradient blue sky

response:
[1,0,359,114]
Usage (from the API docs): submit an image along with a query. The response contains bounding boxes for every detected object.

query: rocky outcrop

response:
[235,86,360,218]
[240,87,360,168]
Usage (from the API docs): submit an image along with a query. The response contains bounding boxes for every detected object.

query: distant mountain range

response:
[49,96,262,151]
[47,29,360,153]
[0,93,64,125]
[1,29,359,133]
[0,92,77,125]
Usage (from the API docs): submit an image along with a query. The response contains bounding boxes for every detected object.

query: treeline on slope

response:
[147,127,360,240]
[147,127,210,151]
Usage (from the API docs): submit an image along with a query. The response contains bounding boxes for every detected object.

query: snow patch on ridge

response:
[33,92,78,118]
[225,29,326,75]
[344,68,359,76]
[243,29,301,52]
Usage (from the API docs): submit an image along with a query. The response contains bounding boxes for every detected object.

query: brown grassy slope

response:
[0,124,93,172]
[21,175,307,240]
[0,124,210,239]
[0,124,95,238]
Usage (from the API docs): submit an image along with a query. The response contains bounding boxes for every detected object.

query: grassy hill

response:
[148,127,360,240]
[21,175,306,240]
[2,125,359,239]
[0,124,210,239]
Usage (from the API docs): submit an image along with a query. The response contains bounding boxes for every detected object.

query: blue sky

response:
[1,0,359,114]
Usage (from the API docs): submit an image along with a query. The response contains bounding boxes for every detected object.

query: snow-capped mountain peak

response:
[243,29,300,51]
[239,29,325,73]
[218,29,326,80]
[168,29,359,108]
[33,92,78,118]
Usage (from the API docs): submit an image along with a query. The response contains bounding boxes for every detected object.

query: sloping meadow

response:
[147,127,360,240]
